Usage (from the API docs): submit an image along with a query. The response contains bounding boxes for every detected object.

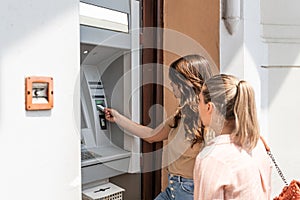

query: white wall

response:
[220,0,268,136]
[267,68,300,194]
[0,1,80,200]
[261,0,300,196]
[221,0,300,197]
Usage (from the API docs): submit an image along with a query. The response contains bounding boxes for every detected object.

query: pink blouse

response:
[193,134,272,200]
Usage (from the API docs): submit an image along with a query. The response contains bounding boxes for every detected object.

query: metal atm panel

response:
[81,65,131,184]
[80,0,141,193]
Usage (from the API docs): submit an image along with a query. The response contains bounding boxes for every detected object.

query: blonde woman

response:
[105,54,214,200]
[194,74,271,200]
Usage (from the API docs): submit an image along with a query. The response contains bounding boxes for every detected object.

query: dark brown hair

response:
[168,54,214,146]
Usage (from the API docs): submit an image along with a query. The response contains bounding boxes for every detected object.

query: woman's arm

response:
[104,108,171,143]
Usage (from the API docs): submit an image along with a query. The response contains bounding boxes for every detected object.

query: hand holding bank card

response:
[96,104,105,112]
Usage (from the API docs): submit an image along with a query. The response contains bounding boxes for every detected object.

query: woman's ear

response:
[207,102,214,114]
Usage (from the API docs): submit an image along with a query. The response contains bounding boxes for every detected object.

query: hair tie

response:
[234,81,241,99]
[237,80,242,87]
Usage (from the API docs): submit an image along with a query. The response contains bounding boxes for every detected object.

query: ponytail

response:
[233,81,260,151]
[202,74,260,151]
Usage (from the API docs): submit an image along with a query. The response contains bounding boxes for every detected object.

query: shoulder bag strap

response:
[260,136,289,186]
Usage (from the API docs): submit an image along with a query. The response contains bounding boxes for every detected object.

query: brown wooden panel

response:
[141,0,164,199]
[141,0,220,199]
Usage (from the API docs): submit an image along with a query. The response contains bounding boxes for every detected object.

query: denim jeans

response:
[154,174,194,200]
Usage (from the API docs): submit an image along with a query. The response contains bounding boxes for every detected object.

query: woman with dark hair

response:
[105,54,215,200]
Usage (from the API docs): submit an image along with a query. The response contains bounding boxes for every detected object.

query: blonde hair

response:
[202,74,259,151]
[168,54,214,145]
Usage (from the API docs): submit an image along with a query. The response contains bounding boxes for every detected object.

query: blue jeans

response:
[154,174,194,200]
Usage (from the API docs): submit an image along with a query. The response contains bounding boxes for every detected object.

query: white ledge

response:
[261,65,300,68]
[261,24,300,43]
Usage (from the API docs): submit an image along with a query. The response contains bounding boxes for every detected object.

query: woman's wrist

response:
[113,111,121,124]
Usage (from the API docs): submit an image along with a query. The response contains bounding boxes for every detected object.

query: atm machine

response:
[79,1,141,199]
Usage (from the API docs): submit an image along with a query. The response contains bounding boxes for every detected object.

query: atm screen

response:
[95,100,105,107]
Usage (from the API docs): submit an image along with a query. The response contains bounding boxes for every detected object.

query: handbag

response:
[260,136,300,200]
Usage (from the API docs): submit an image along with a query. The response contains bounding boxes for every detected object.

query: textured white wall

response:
[0,1,80,199]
